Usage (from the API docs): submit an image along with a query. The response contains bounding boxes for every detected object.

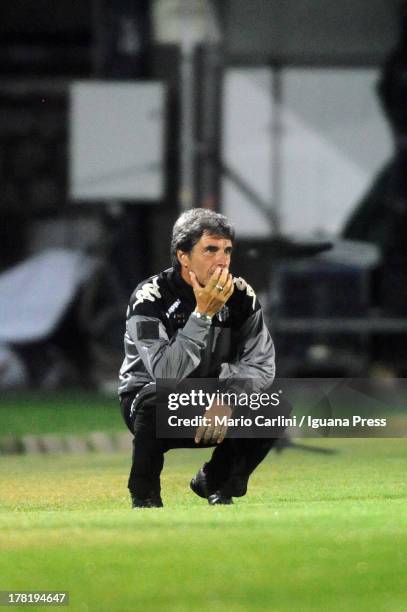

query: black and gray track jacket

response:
[118,267,275,400]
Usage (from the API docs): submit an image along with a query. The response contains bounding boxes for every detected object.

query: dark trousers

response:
[120,393,291,500]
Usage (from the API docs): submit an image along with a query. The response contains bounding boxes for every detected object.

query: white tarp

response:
[0,249,97,343]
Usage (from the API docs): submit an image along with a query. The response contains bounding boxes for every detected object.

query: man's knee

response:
[120,395,156,435]
[131,396,158,435]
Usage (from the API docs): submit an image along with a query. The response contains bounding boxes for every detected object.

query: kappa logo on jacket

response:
[165,299,181,319]
[133,276,161,308]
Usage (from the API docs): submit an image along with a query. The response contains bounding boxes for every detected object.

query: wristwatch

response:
[191,311,212,322]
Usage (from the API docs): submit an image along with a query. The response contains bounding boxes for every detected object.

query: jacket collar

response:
[170,267,195,302]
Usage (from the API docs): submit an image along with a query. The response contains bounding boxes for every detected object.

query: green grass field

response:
[1,436,406,611]
[0,391,124,436]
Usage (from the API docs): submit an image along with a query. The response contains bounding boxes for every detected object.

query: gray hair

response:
[171,208,235,269]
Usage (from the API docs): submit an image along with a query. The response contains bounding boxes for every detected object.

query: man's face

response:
[178,232,233,287]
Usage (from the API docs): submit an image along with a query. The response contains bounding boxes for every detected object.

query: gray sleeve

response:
[220,309,275,392]
[127,313,211,380]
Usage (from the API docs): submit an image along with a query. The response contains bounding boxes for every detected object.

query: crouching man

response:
[119,208,287,508]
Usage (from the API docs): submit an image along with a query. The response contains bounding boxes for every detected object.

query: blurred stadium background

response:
[1,0,407,393]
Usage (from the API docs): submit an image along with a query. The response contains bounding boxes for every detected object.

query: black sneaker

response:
[190,467,211,499]
[131,494,163,509]
[190,467,233,505]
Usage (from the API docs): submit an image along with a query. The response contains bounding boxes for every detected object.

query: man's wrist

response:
[192,310,213,322]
